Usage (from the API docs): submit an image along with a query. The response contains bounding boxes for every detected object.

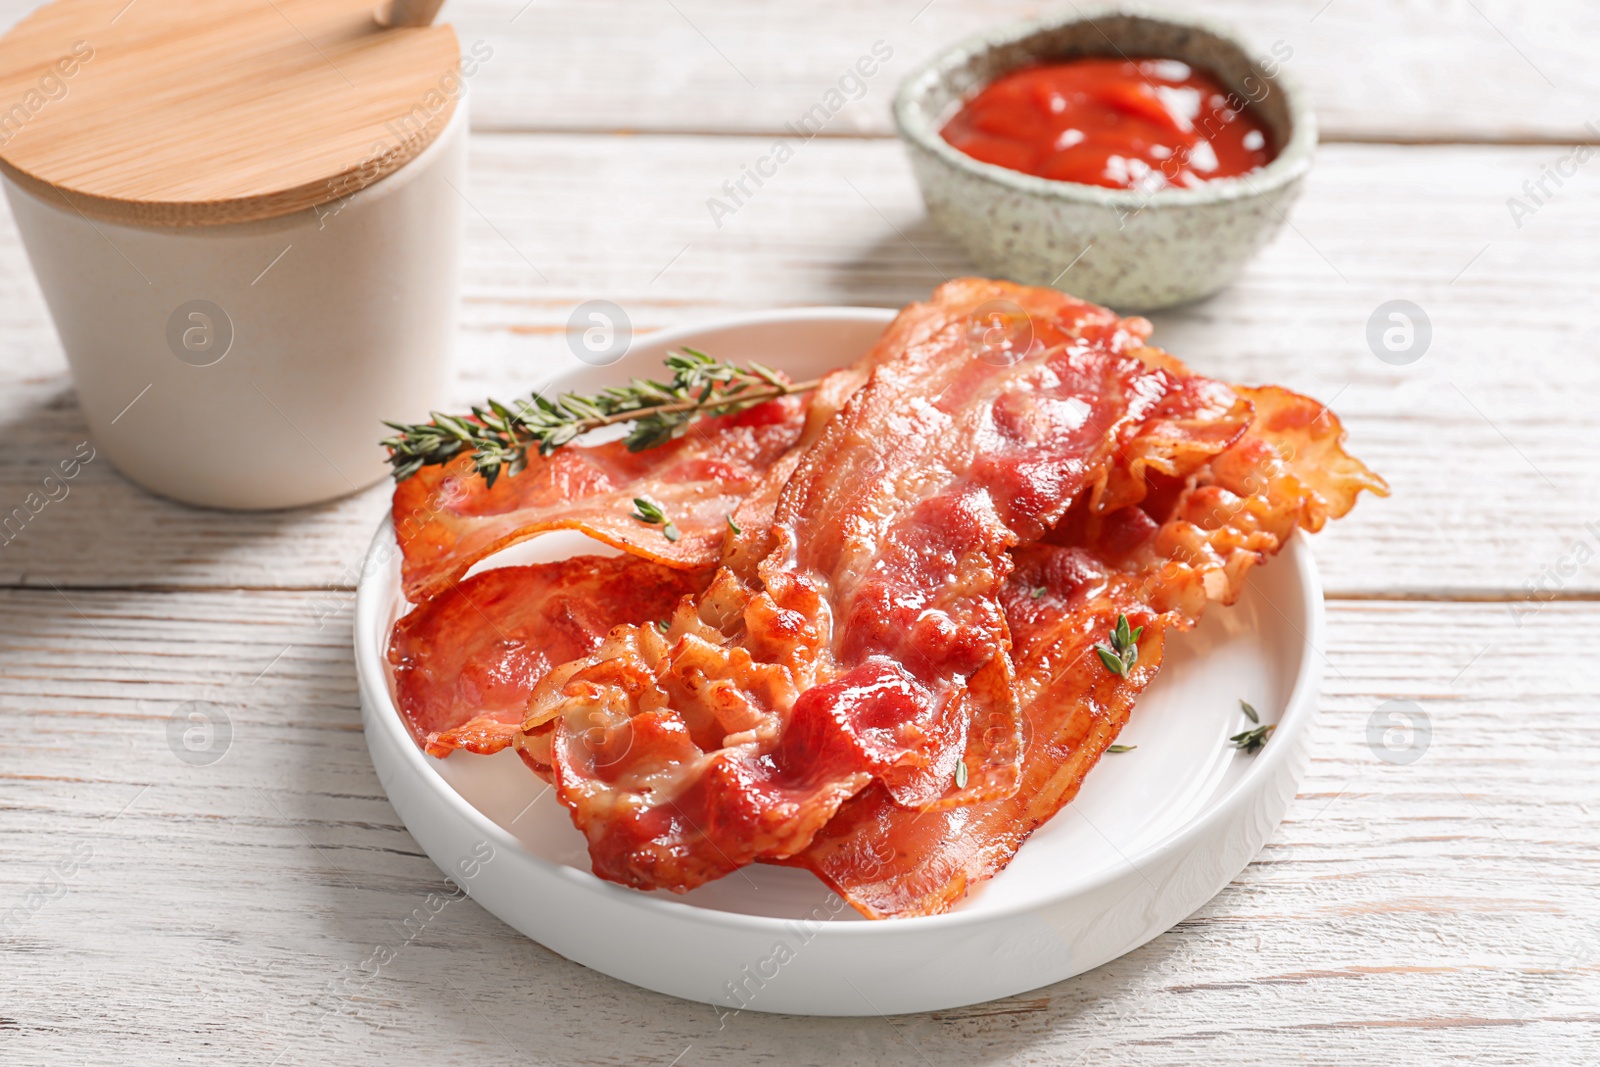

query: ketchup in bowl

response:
[940,57,1276,191]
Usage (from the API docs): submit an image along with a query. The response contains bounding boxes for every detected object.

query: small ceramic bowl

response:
[895,6,1317,311]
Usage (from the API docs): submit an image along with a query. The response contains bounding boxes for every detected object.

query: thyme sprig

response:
[381,348,819,487]
[1095,614,1142,679]
[1231,701,1274,753]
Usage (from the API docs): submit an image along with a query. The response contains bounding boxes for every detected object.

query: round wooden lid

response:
[0,0,461,226]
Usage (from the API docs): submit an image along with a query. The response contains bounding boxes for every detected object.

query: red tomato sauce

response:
[940,57,1276,191]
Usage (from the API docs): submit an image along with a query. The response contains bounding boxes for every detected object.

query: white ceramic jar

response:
[0,0,467,509]
[3,102,465,510]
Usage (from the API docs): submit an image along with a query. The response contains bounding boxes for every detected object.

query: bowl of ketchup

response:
[895,7,1316,311]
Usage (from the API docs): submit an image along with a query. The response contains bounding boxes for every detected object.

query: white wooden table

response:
[3,1,1597,1063]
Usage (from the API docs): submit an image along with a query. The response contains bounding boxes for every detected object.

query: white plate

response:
[355,308,1323,1017]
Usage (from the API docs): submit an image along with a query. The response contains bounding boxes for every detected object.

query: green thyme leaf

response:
[1230,723,1276,754]
[1031,586,1047,599]
[1107,744,1137,753]
[727,514,742,536]
[1096,613,1141,679]
[628,498,681,541]
[1240,699,1260,724]
[1096,645,1128,678]
[630,497,668,525]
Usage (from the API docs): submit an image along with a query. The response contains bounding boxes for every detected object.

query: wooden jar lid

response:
[0,0,461,226]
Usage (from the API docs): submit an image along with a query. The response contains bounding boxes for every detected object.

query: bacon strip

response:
[531,279,1243,894]
[789,383,1387,917]
[388,554,710,757]
[389,357,885,760]
[392,396,809,604]
[784,548,1167,917]
[747,278,1169,809]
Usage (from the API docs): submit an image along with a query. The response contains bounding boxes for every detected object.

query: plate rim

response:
[354,304,1325,937]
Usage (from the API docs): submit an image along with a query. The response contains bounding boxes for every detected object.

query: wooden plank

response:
[451,0,1594,143]
[0,591,1594,1063]
[0,137,1591,597]
[0,0,1592,143]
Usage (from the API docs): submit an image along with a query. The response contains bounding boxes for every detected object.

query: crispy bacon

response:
[715,351,878,583]
[1056,384,1390,619]
[388,358,883,760]
[384,278,1385,915]
[531,279,1243,893]
[789,382,1387,918]
[785,549,1167,917]
[388,554,710,757]
[392,397,809,604]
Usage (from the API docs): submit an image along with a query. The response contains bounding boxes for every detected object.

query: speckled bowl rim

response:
[894,4,1318,209]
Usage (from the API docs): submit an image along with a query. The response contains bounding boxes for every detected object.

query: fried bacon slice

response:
[391,396,809,604]
[388,356,884,758]
[789,383,1387,918]
[529,279,1256,894]
[785,548,1167,917]
[388,554,710,757]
